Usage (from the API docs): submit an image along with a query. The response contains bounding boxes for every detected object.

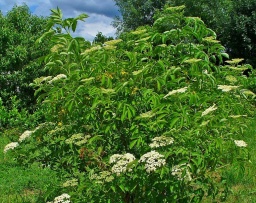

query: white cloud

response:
[1,0,119,41]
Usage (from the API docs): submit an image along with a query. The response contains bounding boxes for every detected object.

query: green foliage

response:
[8,6,255,202]
[0,97,45,130]
[0,5,49,111]
[113,0,170,34]
[114,0,256,66]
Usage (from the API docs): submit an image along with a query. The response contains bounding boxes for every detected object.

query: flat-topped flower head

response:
[90,171,114,183]
[234,140,247,147]
[225,75,237,83]
[226,58,244,65]
[104,39,122,46]
[48,193,71,203]
[65,133,91,146]
[48,74,67,84]
[217,85,239,92]
[62,179,78,187]
[201,104,217,117]
[109,153,136,176]
[139,150,166,173]
[184,58,202,64]
[4,142,19,153]
[171,163,192,181]
[139,111,156,118]
[149,136,174,148]
[131,29,147,35]
[163,87,188,98]
[19,130,34,142]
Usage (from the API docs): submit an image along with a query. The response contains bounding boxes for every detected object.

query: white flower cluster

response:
[171,163,192,181]
[139,150,166,173]
[201,104,217,117]
[104,39,123,46]
[19,130,34,142]
[4,142,19,153]
[90,171,114,183]
[82,45,101,54]
[109,153,136,176]
[184,58,202,64]
[163,87,188,98]
[48,74,67,84]
[65,133,91,146]
[229,115,247,119]
[149,136,174,148]
[101,88,115,94]
[234,140,247,147]
[139,111,156,118]
[217,85,239,92]
[47,193,71,203]
[62,179,78,187]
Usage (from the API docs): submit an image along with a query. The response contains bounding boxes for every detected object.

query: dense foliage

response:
[113,0,256,67]
[4,5,255,203]
[0,5,49,111]
[113,0,169,33]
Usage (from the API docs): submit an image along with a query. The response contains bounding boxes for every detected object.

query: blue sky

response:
[0,0,120,41]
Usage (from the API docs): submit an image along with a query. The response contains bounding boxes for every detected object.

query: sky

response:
[0,0,120,41]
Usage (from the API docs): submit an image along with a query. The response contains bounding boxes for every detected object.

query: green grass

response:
[0,131,61,203]
[223,117,256,202]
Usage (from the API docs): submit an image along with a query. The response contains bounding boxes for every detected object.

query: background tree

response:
[113,0,169,33]
[0,4,49,111]
[113,0,256,67]
[93,32,114,44]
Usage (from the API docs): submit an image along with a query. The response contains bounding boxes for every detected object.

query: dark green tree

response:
[227,0,256,65]
[113,0,169,34]
[93,32,114,44]
[0,4,49,111]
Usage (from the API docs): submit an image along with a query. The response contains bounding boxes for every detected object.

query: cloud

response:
[49,0,119,18]
[0,0,120,41]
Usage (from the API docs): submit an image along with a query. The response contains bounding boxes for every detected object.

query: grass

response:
[223,118,256,203]
[0,130,61,203]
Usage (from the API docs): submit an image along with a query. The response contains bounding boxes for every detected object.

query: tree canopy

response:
[0,5,49,111]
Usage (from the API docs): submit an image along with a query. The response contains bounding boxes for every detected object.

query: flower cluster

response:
[240,89,255,96]
[82,45,101,54]
[217,85,239,92]
[234,140,247,147]
[62,179,78,187]
[184,58,202,64]
[201,104,217,117]
[229,115,247,119]
[4,142,19,153]
[48,74,67,84]
[101,88,115,94]
[139,110,156,118]
[104,39,122,46]
[131,29,147,35]
[19,130,34,142]
[149,136,174,148]
[163,87,188,98]
[90,171,114,183]
[65,133,91,146]
[109,153,136,176]
[225,75,237,83]
[139,150,166,173]
[171,163,192,181]
[47,193,71,203]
